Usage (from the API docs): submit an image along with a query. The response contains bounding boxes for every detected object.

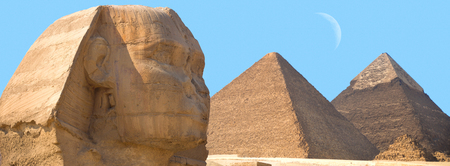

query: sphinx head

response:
[84,6,209,151]
[0,6,209,165]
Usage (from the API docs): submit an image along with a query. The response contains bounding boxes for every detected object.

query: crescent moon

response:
[316,12,341,49]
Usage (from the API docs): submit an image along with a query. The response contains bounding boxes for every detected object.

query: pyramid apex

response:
[380,52,389,57]
[352,53,423,92]
[262,52,282,59]
[378,52,394,60]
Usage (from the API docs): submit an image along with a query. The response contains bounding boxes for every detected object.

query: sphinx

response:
[0,5,209,166]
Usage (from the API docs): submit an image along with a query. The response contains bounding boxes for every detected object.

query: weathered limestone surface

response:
[332,53,450,154]
[206,52,379,160]
[0,5,209,166]
[0,6,99,128]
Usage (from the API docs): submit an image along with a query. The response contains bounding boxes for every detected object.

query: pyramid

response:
[206,52,379,160]
[332,53,450,154]
[374,134,435,161]
[433,151,450,162]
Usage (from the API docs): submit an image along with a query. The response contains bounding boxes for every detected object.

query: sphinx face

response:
[105,7,210,150]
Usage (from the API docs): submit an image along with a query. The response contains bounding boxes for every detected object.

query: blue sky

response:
[0,1,449,116]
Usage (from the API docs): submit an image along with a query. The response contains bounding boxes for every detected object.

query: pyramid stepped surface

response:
[206,52,379,160]
[332,53,450,154]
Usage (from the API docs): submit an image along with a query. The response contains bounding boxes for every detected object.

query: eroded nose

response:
[190,77,209,98]
[199,102,209,119]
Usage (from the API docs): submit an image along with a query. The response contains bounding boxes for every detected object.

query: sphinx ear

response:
[84,37,114,88]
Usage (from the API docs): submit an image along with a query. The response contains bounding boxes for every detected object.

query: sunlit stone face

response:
[103,6,210,150]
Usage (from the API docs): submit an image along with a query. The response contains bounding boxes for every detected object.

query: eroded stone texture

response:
[206,52,379,160]
[0,6,100,129]
[0,5,209,166]
[332,53,450,154]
